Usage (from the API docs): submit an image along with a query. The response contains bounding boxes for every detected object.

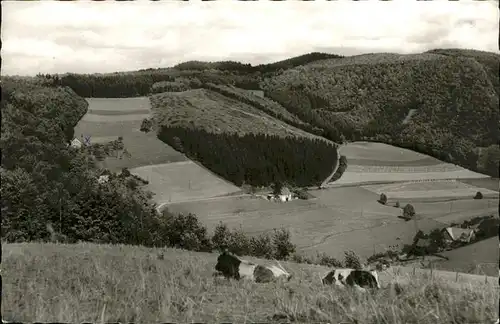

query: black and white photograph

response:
[1,0,499,323]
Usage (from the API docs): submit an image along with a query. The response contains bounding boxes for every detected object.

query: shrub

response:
[272,228,296,260]
[140,118,153,133]
[379,193,388,205]
[211,222,233,252]
[211,223,250,256]
[330,155,348,182]
[290,253,314,264]
[226,226,251,256]
[293,188,311,200]
[403,204,416,219]
[344,250,363,269]
[316,252,344,268]
[473,191,483,199]
[159,212,212,252]
[395,201,400,208]
[249,233,274,259]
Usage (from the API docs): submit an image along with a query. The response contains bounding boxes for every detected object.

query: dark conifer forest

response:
[157,126,339,187]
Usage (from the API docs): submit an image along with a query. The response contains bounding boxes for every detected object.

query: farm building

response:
[69,138,82,149]
[97,175,110,184]
[442,227,476,244]
[277,186,293,202]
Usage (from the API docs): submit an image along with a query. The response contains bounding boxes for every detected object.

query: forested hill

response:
[260,50,500,177]
[1,78,169,245]
[26,48,500,178]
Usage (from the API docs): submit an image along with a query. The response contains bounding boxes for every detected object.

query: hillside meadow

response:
[428,237,499,276]
[328,142,491,187]
[73,97,188,171]
[73,97,241,205]
[150,88,327,141]
[2,242,498,323]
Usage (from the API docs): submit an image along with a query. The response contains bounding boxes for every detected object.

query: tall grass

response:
[2,242,498,323]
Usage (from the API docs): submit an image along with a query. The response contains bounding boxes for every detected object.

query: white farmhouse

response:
[277,186,292,202]
[98,175,110,184]
[69,138,82,149]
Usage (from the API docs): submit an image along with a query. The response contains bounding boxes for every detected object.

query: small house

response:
[442,227,476,244]
[277,186,292,202]
[70,138,82,149]
[98,175,110,184]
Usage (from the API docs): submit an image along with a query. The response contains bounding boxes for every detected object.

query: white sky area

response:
[2,0,499,76]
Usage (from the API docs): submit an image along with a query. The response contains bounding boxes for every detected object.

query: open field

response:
[167,184,497,259]
[86,97,153,111]
[459,177,499,192]
[130,162,241,204]
[81,113,151,122]
[88,109,151,115]
[2,242,497,323]
[331,142,491,186]
[428,237,499,276]
[150,88,328,141]
[74,118,187,171]
[74,97,240,204]
[339,142,440,165]
[362,180,499,201]
[167,186,434,258]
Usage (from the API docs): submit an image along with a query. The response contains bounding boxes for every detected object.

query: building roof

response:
[70,138,82,147]
[279,186,292,196]
[444,227,476,242]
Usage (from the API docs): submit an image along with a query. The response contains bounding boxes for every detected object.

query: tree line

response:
[157,126,339,187]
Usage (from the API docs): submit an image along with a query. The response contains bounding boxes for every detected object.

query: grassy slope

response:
[74,97,187,172]
[261,50,499,174]
[3,242,497,323]
[73,97,240,203]
[430,237,498,276]
[150,88,328,141]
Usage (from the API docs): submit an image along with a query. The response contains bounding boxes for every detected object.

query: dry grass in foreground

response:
[2,242,498,323]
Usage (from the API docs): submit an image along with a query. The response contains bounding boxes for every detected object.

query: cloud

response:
[1,0,498,76]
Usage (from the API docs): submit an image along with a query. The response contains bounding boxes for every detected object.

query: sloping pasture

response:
[130,162,241,205]
[3,242,496,323]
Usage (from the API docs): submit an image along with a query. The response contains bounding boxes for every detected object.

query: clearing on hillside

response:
[329,142,490,186]
[362,180,499,201]
[74,97,187,171]
[74,119,187,171]
[150,88,328,141]
[3,243,497,323]
[130,161,241,205]
[339,142,440,166]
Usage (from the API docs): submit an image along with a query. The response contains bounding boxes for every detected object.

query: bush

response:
[316,252,343,268]
[473,191,483,199]
[403,204,416,219]
[330,155,348,183]
[290,253,314,265]
[159,212,212,252]
[140,118,153,133]
[211,222,234,253]
[272,228,296,260]
[211,223,251,256]
[249,233,274,259]
[293,188,311,200]
[395,201,400,208]
[344,250,363,269]
[379,193,388,205]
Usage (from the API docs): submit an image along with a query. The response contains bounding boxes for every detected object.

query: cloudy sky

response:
[2,0,498,76]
